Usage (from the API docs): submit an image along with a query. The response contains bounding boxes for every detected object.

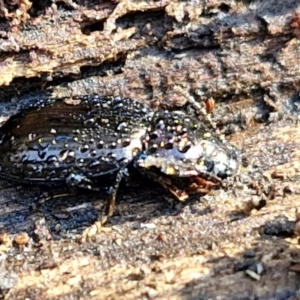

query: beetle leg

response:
[34,186,78,207]
[102,167,129,224]
[81,168,128,240]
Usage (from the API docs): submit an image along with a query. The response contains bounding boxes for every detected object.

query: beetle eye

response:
[204,160,215,173]
[138,153,148,160]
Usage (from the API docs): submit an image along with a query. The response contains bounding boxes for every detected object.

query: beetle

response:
[0,95,240,224]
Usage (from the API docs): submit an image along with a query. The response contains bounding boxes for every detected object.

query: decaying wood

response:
[0,0,300,299]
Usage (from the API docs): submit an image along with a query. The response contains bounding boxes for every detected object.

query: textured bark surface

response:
[0,0,300,299]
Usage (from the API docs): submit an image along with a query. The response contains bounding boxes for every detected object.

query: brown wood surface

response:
[0,0,300,299]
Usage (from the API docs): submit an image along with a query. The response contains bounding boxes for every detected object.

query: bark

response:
[0,0,300,299]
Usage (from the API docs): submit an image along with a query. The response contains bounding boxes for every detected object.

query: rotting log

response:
[1,1,300,299]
